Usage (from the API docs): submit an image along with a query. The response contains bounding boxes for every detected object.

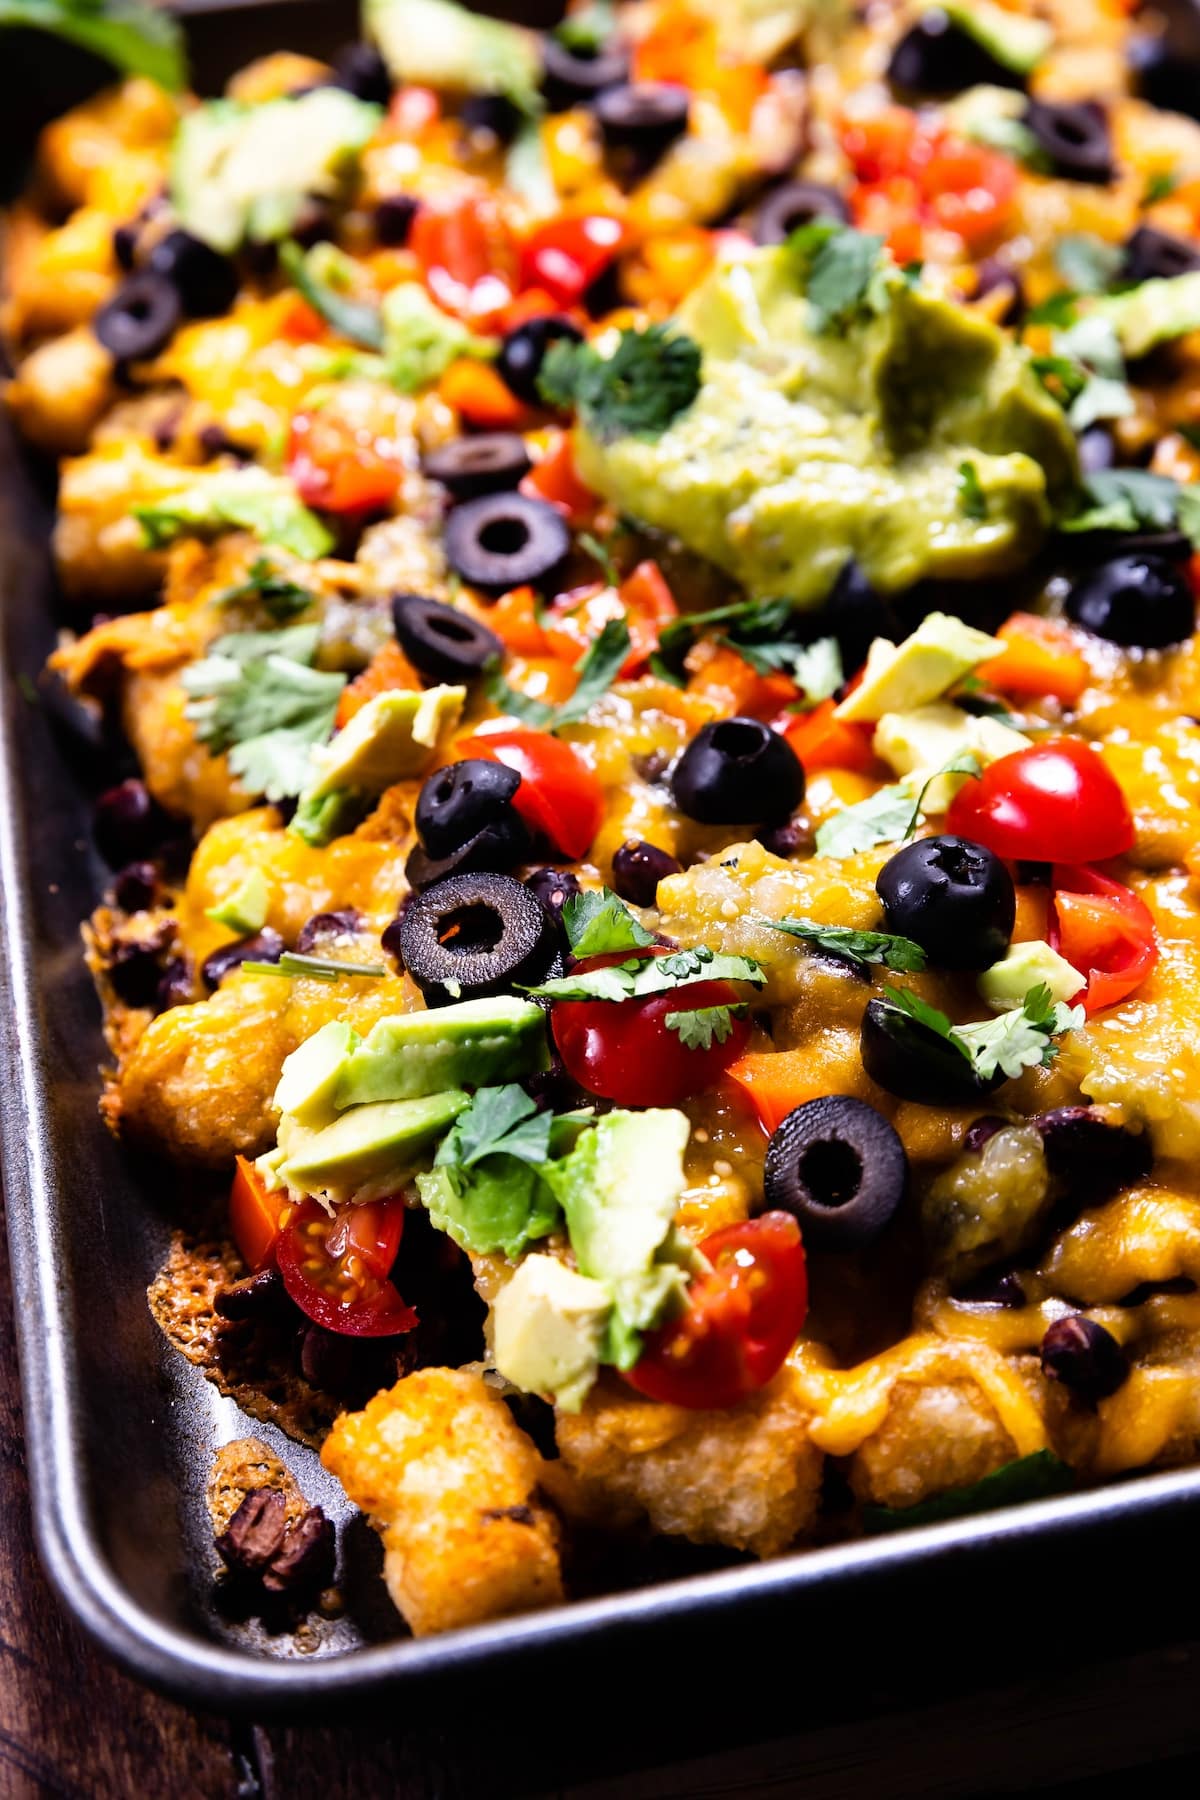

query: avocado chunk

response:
[573,248,1077,606]
[835,613,1003,722]
[333,997,550,1108]
[172,90,381,255]
[873,702,1030,809]
[492,1254,613,1413]
[134,467,334,561]
[274,1019,362,1128]
[943,0,1053,74]
[205,867,269,934]
[1101,271,1200,360]
[278,1089,469,1198]
[366,0,541,113]
[978,940,1084,1011]
[290,685,465,847]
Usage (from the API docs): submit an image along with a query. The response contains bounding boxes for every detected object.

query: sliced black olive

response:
[877,835,1016,970]
[497,314,584,404]
[1128,33,1200,124]
[819,561,901,675]
[888,10,1021,97]
[405,814,531,890]
[332,41,392,104]
[525,866,582,923]
[1040,1315,1128,1403]
[672,717,804,825]
[147,230,239,319]
[972,258,1025,326]
[399,872,559,1004]
[1023,99,1114,184]
[461,92,524,142]
[423,433,532,500]
[594,83,690,167]
[763,1095,908,1251]
[443,493,570,594]
[93,778,171,866]
[1122,224,1200,284]
[749,181,849,246]
[295,907,364,953]
[416,758,521,858]
[93,271,182,363]
[201,928,285,989]
[374,194,418,247]
[1033,1106,1152,1202]
[541,34,629,110]
[391,592,504,684]
[610,839,681,908]
[1065,551,1195,648]
[861,998,1003,1105]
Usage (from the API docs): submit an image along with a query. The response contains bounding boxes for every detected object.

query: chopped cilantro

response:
[576,529,621,587]
[769,917,927,972]
[957,460,987,521]
[788,221,884,333]
[524,945,765,1004]
[487,617,631,730]
[181,625,346,801]
[1063,467,1200,548]
[864,1451,1073,1533]
[663,1004,744,1050]
[1053,234,1122,296]
[435,1084,553,1171]
[213,556,316,623]
[814,784,916,859]
[880,980,1084,1081]
[240,951,385,980]
[563,887,656,958]
[905,752,983,838]
[537,324,703,440]
[1142,169,1179,207]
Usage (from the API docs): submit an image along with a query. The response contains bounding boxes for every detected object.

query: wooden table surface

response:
[3,1199,1200,1800]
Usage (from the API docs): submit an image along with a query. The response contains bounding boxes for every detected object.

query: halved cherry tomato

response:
[1048,864,1158,1014]
[945,738,1135,864]
[276,1198,418,1337]
[520,214,624,308]
[625,1212,808,1409]
[976,613,1090,706]
[456,727,604,859]
[521,431,599,521]
[410,193,517,325]
[229,1155,287,1272]
[287,408,404,514]
[783,699,876,775]
[552,958,749,1107]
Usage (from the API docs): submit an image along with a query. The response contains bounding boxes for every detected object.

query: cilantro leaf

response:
[769,917,927,972]
[563,887,656,958]
[182,626,345,801]
[524,945,765,1003]
[537,325,702,440]
[814,783,916,859]
[1142,169,1178,206]
[435,1084,553,1171]
[663,1005,742,1050]
[1053,234,1122,296]
[487,618,631,730]
[789,221,884,333]
[954,985,1084,1080]
[576,529,621,587]
[957,460,987,521]
[0,0,186,88]
[1063,467,1200,548]
[881,982,965,1052]
[904,752,983,838]
[279,240,384,350]
[213,557,316,623]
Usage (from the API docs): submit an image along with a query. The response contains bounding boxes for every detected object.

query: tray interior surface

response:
[2,0,1200,1720]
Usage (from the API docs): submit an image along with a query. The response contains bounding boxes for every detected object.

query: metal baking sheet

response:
[2,0,1200,1722]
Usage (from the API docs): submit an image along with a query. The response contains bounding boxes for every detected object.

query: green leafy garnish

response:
[240,951,386,980]
[1025,293,1080,330]
[1142,169,1179,206]
[1053,234,1122,296]
[525,944,765,1004]
[966,114,1050,172]
[487,618,631,730]
[663,1005,743,1050]
[435,1083,553,1172]
[537,325,703,441]
[769,917,927,973]
[418,1087,562,1262]
[181,625,346,801]
[554,0,615,53]
[563,887,656,958]
[1063,467,1200,548]
[134,472,334,561]
[788,221,884,333]
[577,529,621,587]
[0,0,186,88]
[957,460,987,521]
[904,752,983,839]
[213,557,316,624]
[814,784,916,859]
[279,241,384,350]
[652,596,842,699]
[863,1451,1074,1533]
[881,981,1084,1081]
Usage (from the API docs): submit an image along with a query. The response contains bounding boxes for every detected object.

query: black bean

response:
[1040,1314,1128,1403]
[1033,1106,1153,1203]
[111,860,159,912]
[295,908,364,952]
[201,928,285,989]
[374,194,418,247]
[93,779,170,866]
[524,866,582,923]
[155,956,195,1013]
[610,839,681,908]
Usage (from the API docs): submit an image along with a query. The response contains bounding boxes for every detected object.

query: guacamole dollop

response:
[573,248,1078,606]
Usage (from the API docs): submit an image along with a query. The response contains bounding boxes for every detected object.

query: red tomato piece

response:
[552,973,750,1107]
[229,1155,287,1271]
[945,738,1135,864]
[410,194,517,325]
[1048,864,1158,1014]
[276,1198,418,1338]
[519,215,624,308]
[625,1212,808,1409]
[783,698,876,775]
[456,727,603,859]
[288,409,404,514]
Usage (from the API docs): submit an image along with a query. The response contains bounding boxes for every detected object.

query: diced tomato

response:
[1048,864,1158,1013]
[919,138,1016,248]
[945,738,1135,864]
[229,1156,287,1272]
[278,295,326,342]
[456,727,604,859]
[552,965,750,1107]
[625,1212,808,1409]
[410,193,517,326]
[520,214,624,309]
[488,584,550,656]
[387,86,439,138]
[976,613,1090,706]
[841,107,921,183]
[843,107,1014,255]
[685,642,799,719]
[521,431,598,521]
[287,408,404,515]
[276,1198,418,1337]
[724,1052,838,1135]
[336,640,422,728]
[438,357,532,430]
[619,560,678,670]
[783,699,876,775]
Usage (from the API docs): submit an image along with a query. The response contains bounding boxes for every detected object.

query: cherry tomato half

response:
[288,408,404,514]
[626,1212,808,1410]
[276,1198,418,1337]
[552,967,750,1107]
[945,738,1135,864]
[229,1155,287,1271]
[1048,864,1158,1014]
[519,214,624,308]
[456,727,603,859]
[410,193,517,326]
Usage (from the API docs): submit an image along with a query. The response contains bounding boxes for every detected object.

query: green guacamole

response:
[573,249,1078,606]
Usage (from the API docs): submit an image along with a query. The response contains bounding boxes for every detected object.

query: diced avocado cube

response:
[279,1089,468,1193]
[835,613,1004,723]
[874,702,1031,811]
[205,868,269,934]
[366,0,541,112]
[290,685,465,847]
[333,997,550,1107]
[1102,271,1200,360]
[978,940,1085,1012]
[491,1253,612,1413]
[274,1019,362,1127]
